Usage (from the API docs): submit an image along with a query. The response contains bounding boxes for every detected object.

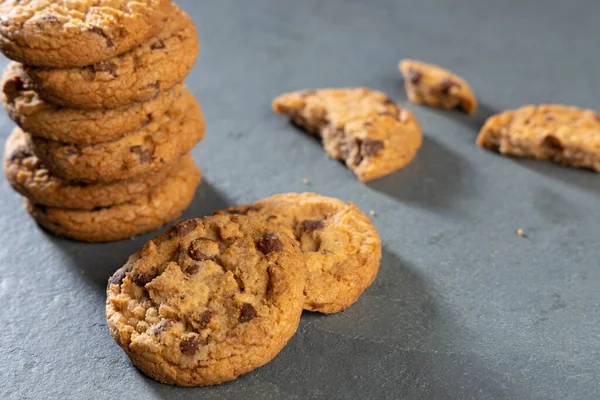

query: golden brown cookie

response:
[273,88,422,182]
[399,59,477,114]
[26,90,205,183]
[21,4,198,109]
[106,214,306,386]
[219,193,381,314]
[0,0,171,68]
[477,104,600,171]
[2,63,184,145]
[27,157,201,243]
[3,128,193,210]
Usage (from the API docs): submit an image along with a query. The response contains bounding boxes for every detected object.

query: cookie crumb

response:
[369,210,376,216]
[302,178,310,185]
[517,229,524,237]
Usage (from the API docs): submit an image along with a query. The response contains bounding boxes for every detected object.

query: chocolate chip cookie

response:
[2,63,184,145]
[273,88,423,182]
[219,193,381,314]
[27,156,201,242]
[399,59,478,114]
[477,104,600,171]
[21,4,198,109]
[4,128,192,210]
[26,90,205,183]
[106,214,306,386]
[0,0,171,68]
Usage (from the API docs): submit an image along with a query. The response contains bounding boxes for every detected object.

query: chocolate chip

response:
[328,124,344,139]
[180,335,206,355]
[299,219,325,234]
[198,310,214,329]
[363,121,373,127]
[141,114,152,127]
[130,146,152,164]
[353,152,364,166]
[239,303,257,323]
[40,14,60,24]
[257,234,283,254]
[146,82,160,90]
[107,266,130,287]
[225,205,260,216]
[407,68,423,84]
[131,268,158,287]
[595,114,600,124]
[150,40,166,50]
[172,220,197,237]
[3,75,25,102]
[93,61,118,77]
[542,134,564,151]
[152,320,173,335]
[188,238,213,261]
[87,26,114,48]
[440,78,460,95]
[362,139,385,157]
[184,263,200,276]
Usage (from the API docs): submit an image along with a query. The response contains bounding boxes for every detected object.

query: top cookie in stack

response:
[1,1,206,243]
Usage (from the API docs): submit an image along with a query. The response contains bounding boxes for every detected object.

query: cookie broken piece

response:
[399,59,477,114]
[273,88,423,182]
[477,104,600,171]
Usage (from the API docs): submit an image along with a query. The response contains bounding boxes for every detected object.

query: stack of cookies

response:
[0,1,204,242]
[106,192,382,386]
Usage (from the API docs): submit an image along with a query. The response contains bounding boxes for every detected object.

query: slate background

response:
[1,0,599,399]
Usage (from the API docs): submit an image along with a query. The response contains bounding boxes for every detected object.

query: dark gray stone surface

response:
[1,0,599,399]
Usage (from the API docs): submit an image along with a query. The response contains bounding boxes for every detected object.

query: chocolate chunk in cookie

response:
[273,88,422,182]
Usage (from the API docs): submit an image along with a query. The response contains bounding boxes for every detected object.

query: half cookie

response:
[477,104,600,172]
[220,193,382,314]
[399,59,477,114]
[106,214,306,386]
[27,156,201,243]
[273,88,422,182]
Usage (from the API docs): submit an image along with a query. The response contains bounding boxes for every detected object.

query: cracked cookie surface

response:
[2,63,184,145]
[273,87,422,182]
[0,0,171,68]
[3,128,191,210]
[27,155,201,243]
[27,89,205,183]
[106,214,306,386]
[399,59,477,114]
[220,193,381,314]
[21,4,198,109]
[477,104,600,171]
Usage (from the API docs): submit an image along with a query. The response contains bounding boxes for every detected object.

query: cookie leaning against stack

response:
[107,193,382,386]
[1,1,205,242]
